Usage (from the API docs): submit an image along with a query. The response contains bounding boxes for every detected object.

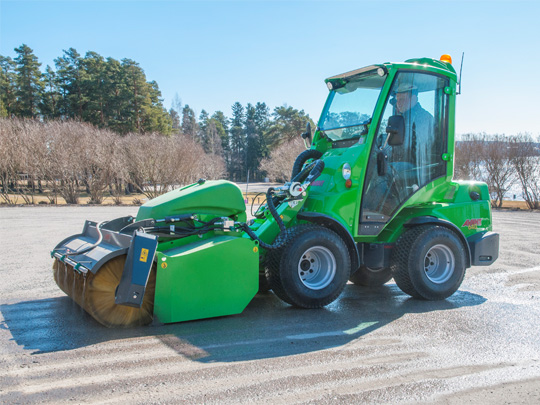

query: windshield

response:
[319,72,386,141]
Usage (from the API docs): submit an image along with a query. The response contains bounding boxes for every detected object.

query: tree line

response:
[3,44,539,208]
[0,119,225,205]
[455,133,540,209]
[1,44,171,134]
[0,44,315,182]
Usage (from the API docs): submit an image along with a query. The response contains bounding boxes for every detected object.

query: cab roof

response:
[325,57,456,84]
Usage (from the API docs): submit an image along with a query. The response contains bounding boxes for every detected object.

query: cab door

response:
[359,71,449,235]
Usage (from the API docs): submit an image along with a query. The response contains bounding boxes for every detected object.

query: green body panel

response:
[154,235,258,323]
[378,180,492,243]
[136,180,247,223]
[297,57,492,245]
[300,144,371,233]
[134,179,256,324]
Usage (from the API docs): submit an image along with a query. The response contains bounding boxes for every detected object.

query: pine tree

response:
[82,51,107,127]
[13,44,44,118]
[198,109,210,149]
[245,103,259,180]
[54,48,85,119]
[103,57,125,132]
[229,102,245,180]
[121,59,148,133]
[169,108,181,133]
[254,102,271,178]
[181,104,198,139]
[211,110,230,167]
[143,80,172,134]
[40,65,60,119]
[267,105,314,148]
[0,55,17,117]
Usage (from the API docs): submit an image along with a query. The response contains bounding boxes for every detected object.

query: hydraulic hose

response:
[240,223,287,251]
[304,159,325,183]
[239,187,287,250]
[291,149,323,180]
[265,187,286,233]
[291,159,325,184]
[59,221,106,256]
[241,160,324,250]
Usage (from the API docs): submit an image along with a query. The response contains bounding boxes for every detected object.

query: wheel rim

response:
[297,246,336,290]
[424,244,455,284]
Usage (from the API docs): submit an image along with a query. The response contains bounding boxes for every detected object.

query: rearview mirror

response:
[301,122,312,140]
[301,122,312,148]
[386,115,405,146]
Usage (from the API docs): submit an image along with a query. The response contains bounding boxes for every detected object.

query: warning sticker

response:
[139,248,149,262]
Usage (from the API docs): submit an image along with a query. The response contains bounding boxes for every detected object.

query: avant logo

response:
[462,218,483,230]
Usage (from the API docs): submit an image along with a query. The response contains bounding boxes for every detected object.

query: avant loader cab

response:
[52,55,499,327]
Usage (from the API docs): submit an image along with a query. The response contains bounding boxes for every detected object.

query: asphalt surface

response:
[0,207,539,404]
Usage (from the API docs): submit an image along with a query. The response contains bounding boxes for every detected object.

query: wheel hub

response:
[424,244,455,284]
[297,246,337,290]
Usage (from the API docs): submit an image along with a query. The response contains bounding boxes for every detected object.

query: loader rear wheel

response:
[266,225,350,308]
[391,225,466,300]
[53,256,156,327]
[349,265,392,287]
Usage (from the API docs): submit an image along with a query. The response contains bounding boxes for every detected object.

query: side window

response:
[360,72,449,234]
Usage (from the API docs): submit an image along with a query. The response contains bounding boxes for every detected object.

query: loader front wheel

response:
[391,225,466,300]
[84,255,156,328]
[267,225,350,308]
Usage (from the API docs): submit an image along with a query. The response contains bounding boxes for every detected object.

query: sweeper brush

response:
[53,256,155,327]
[52,55,499,327]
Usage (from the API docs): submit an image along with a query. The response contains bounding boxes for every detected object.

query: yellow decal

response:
[161,262,168,269]
[139,248,149,262]
[253,246,258,253]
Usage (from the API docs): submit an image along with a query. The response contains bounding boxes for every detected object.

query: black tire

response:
[391,225,466,300]
[266,225,351,308]
[349,265,392,287]
[258,270,271,293]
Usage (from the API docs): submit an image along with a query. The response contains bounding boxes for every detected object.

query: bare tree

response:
[454,133,484,181]
[509,133,540,209]
[0,119,21,204]
[259,138,306,182]
[482,134,516,208]
[46,121,87,204]
[123,133,224,200]
[109,136,129,205]
[79,125,117,204]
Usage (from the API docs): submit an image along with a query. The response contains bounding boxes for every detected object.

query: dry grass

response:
[497,200,531,210]
[1,193,148,206]
[1,191,535,211]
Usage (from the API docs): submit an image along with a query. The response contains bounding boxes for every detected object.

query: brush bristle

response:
[53,256,155,327]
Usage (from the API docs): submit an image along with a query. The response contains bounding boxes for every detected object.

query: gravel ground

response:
[0,207,539,404]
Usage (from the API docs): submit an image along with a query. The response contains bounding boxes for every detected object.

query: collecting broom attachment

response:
[53,256,156,327]
[52,217,158,327]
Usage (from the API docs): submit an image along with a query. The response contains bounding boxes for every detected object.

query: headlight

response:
[342,163,351,180]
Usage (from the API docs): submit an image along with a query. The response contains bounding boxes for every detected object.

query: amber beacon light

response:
[440,54,452,64]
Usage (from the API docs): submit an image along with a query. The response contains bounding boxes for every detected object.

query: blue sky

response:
[1,0,539,136]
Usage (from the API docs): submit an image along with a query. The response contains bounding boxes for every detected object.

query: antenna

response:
[457,52,464,95]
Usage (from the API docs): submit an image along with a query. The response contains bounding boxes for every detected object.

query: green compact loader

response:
[52,54,499,327]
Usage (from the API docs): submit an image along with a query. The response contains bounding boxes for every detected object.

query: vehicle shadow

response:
[0,283,486,361]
